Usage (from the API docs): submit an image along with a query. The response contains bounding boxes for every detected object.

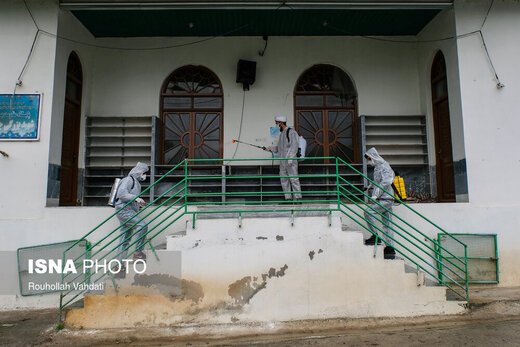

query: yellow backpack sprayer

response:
[392,172,407,203]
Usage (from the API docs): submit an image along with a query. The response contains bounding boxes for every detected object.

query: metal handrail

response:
[59,156,468,321]
[339,190,466,287]
[338,185,466,280]
[338,201,467,295]
[337,157,467,247]
[338,176,467,275]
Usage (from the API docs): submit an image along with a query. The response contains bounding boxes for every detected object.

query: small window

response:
[437,234,498,284]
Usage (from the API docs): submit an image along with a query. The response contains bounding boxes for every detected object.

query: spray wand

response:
[232,139,269,151]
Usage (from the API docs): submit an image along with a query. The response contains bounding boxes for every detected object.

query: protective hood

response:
[365,147,386,166]
[129,162,149,179]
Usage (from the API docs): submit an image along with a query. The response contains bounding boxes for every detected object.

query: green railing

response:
[59,156,468,321]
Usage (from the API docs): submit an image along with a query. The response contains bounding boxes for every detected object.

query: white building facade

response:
[1,0,519,310]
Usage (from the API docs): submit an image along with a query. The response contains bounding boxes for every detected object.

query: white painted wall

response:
[0,0,58,217]
[453,0,520,204]
[85,35,422,159]
[48,9,96,167]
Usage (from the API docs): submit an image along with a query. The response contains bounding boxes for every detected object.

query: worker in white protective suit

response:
[114,162,149,271]
[363,147,396,259]
[263,116,302,202]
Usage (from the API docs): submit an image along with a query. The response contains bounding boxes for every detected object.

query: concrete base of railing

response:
[65,216,465,328]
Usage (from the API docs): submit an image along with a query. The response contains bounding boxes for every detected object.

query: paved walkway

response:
[1,286,520,346]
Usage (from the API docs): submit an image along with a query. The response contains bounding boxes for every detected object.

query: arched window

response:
[294,64,358,164]
[160,65,223,165]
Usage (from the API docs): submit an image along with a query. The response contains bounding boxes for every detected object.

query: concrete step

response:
[404,263,439,287]
[149,241,167,250]
[173,215,343,248]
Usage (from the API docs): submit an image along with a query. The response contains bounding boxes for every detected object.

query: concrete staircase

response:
[65,215,465,329]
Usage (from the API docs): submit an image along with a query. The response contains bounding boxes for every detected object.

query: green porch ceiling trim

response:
[70,9,441,37]
[61,1,453,10]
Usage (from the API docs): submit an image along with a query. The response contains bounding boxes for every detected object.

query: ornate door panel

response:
[163,112,190,164]
[296,110,355,163]
[327,110,355,162]
[297,110,324,158]
[193,113,221,160]
[163,112,222,164]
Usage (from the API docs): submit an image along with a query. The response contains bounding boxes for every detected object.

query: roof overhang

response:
[60,1,453,10]
[59,1,453,37]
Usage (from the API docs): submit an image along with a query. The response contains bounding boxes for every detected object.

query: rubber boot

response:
[384,246,396,260]
[364,234,382,245]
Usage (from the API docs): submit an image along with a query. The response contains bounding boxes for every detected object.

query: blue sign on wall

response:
[0,94,41,140]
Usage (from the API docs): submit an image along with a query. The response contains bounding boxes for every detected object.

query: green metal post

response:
[148,240,160,262]
[437,234,444,282]
[58,249,66,322]
[464,244,469,300]
[494,234,499,284]
[108,271,118,293]
[335,157,340,209]
[85,241,92,286]
[184,159,188,213]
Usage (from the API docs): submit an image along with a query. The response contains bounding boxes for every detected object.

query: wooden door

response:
[431,52,455,202]
[59,52,82,206]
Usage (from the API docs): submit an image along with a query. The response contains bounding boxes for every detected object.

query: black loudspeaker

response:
[236,59,256,91]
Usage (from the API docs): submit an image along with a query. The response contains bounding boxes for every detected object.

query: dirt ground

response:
[2,286,520,346]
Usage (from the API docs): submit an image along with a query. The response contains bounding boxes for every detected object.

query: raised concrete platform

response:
[65,216,465,328]
[194,204,333,219]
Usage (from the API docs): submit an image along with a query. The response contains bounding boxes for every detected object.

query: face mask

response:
[139,174,146,181]
[279,124,283,131]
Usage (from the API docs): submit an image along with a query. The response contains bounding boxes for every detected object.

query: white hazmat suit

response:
[363,147,395,247]
[269,126,302,200]
[115,162,149,261]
